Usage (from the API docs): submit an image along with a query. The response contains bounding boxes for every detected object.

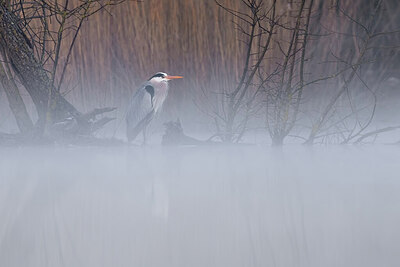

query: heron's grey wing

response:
[126,84,155,141]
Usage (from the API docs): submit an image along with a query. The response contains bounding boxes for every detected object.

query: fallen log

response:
[49,107,117,138]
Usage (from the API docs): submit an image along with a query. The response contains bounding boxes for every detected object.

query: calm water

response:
[0,145,399,267]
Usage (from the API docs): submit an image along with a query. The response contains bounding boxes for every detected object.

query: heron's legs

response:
[142,126,148,146]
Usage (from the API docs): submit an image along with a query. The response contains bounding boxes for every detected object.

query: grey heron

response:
[126,72,183,143]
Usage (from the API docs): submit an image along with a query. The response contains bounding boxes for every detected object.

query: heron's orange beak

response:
[166,75,183,80]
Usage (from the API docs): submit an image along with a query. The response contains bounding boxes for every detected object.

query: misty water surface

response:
[0,145,399,267]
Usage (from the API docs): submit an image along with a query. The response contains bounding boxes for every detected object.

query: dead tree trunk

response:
[0,1,117,143]
[0,2,79,129]
[0,56,33,133]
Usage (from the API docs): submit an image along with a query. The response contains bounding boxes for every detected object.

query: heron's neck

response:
[152,80,169,91]
[152,81,169,113]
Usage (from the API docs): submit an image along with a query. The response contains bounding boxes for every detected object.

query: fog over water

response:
[0,145,399,267]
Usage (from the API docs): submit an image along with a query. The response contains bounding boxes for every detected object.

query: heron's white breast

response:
[151,81,169,113]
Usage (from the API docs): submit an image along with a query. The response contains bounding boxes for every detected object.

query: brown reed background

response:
[2,0,398,132]
[64,0,399,109]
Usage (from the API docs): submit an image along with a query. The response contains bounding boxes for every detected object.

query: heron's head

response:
[148,72,183,83]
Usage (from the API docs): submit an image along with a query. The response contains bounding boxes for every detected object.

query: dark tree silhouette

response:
[0,0,126,143]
